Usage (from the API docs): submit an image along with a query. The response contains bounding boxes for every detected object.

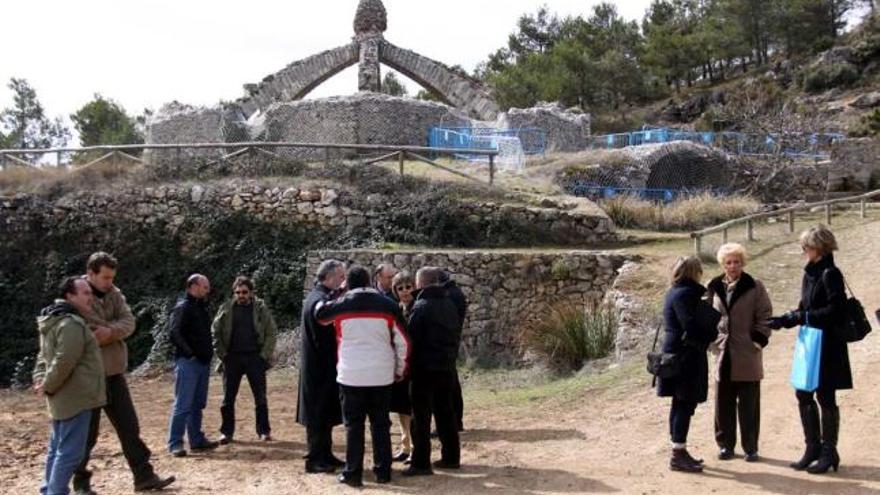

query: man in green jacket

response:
[73,252,174,494]
[213,276,278,443]
[34,276,106,495]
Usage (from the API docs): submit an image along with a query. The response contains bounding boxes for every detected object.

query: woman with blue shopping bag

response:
[769,225,852,474]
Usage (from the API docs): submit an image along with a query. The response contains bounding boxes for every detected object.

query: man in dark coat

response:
[296,259,346,473]
[439,270,466,431]
[403,268,463,476]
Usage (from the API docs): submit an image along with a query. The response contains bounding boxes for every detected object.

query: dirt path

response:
[2,221,879,494]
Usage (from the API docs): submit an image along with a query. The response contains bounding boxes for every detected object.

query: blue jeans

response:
[41,409,93,495]
[167,357,210,451]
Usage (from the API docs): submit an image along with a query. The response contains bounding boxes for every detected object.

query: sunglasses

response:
[395,284,413,291]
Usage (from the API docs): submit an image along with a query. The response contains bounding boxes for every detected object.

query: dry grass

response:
[518,302,618,373]
[0,158,141,196]
[601,193,760,231]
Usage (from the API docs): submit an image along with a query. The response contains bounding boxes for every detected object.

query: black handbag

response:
[647,324,681,382]
[827,270,872,343]
[841,278,872,343]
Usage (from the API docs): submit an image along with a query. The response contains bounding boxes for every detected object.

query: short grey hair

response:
[416,266,442,287]
[316,259,345,282]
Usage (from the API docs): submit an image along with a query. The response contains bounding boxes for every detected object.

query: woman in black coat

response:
[769,225,852,474]
[657,256,720,473]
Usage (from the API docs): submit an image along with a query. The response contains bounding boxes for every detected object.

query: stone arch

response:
[236,43,360,117]
[379,41,499,121]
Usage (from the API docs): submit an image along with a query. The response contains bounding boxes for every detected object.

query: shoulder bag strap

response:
[650,322,663,351]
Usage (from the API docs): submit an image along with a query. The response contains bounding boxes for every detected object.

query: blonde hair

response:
[800,224,838,255]
[391,271,414,300]
[716,243,748,267]
[671,256,703,286]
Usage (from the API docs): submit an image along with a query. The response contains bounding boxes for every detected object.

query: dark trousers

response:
[305,424,334,464]
[220,353,270,438]
[339,384,392,479]
[669,398,697,444]
[73,374,154,490]
[411,370,460,469]
[452,370,464,430]
[715,379,761,454]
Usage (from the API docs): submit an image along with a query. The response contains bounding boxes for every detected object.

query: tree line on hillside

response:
[479,0,875,114]
[0,78,144,154]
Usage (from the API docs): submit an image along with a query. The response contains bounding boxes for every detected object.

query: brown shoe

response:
[670,449,703,473]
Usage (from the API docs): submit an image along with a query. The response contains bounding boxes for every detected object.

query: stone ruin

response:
[556,141,731,194]
[145,0,591,158]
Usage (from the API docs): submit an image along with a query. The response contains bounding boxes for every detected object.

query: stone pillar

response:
[358,36,381,92]
[353,0,386,93]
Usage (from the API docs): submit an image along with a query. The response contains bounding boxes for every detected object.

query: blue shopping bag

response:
[790,319,823,392]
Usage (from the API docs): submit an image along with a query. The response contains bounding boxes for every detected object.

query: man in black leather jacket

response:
[403,268,462,476]
[167,274,219,457]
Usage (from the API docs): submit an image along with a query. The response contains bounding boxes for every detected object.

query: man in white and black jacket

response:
[315,265,410,488]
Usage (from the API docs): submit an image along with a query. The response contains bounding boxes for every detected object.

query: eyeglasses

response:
[395,284,413,291]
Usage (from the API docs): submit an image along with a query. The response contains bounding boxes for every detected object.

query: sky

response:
[0,0,653,136]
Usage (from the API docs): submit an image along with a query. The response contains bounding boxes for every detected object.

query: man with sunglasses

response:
[212,276,278,444]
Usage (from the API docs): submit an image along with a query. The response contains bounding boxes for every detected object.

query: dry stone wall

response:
[495,102,592,152]
[306,250,631,364]
[263,93,471,158]
[0,183,617,246]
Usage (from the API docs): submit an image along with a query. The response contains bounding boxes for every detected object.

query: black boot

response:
[670,448,703,473]
[808,408,840,474]
[791,403,821,470]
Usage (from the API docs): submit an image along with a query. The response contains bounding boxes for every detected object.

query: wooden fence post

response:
[788,211,795,233]
[747,219,754,241]
[860,199,867,219]
[722,228,728,244]
[56,151,63,168]
[825,204,832,225]
[398,151,404,178]
[694,236,702,257]
[489,154,496,186]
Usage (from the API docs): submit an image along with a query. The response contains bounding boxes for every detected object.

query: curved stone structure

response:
[231,0,499,121]
[380,41,499,120]
[236,43,360,117]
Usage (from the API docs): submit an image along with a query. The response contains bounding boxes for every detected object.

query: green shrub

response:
[519,303,617,372]
[601,193,759,231]
[803,62,860,93]
[849,108,880,137]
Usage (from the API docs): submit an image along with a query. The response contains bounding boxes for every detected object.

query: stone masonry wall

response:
[0,182,617,246]
[263,93,471,158]
[306,250,630,365]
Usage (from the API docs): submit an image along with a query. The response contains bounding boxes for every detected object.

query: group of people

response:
[32,223,864,493]
[32,253,466,493]
[658,225,855,475]
[296,261,466,487]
